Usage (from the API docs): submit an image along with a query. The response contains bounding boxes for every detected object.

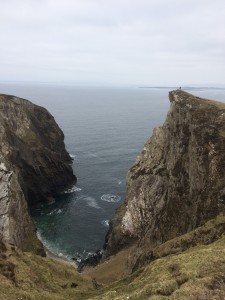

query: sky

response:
[0,0,225,86]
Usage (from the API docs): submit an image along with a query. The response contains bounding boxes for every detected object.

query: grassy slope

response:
[4,215,225,300]
[94,239,225,299]
[84,246,134,285]
[89,215,225,300]
[2,218,225,300]
[0,242,94,300]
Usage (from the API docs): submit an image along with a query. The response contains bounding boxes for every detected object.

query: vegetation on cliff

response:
[105,90,225,269]
[0,241,94,300]
[1,215,225,299]
[2,91,225,299]
[93,216,225,299]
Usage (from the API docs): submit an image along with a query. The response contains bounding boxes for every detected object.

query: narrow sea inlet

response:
[1,83,225,262]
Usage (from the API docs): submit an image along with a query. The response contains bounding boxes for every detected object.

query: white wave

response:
[36,231,77,266]
[118,180,122,185]
[63,186,82,194]
[100,194,121,203]
[101,220,109,227]
[36,231,61,255]
[69,154,76,159]
[84,196,101,209]
[47,208,63,216]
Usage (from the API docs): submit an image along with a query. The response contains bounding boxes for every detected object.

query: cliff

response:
[2,91,225,299]
[0,94,75,253]
[105,90,225,266]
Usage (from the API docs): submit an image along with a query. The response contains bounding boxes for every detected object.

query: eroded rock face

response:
[105,90,225,260]
[0,94,76,253]
[0,165,44,254]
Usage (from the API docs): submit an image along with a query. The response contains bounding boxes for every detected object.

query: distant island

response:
[139,86,225,89]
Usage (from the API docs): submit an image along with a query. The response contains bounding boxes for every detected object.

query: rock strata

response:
[105,90,225,264]
[0,94,75,253]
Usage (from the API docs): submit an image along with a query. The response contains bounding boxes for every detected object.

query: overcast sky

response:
[0,0,225,86]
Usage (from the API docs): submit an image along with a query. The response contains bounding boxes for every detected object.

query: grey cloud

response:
[0,0,225,85]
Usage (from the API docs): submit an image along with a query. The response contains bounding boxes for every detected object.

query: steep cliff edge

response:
[0,94,75,253]
[105,90,225,263]
[2,91,225,299]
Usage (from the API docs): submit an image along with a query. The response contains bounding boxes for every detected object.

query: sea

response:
[0,82,225,263]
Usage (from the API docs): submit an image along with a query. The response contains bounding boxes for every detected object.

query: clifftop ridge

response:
[169,89,225,109]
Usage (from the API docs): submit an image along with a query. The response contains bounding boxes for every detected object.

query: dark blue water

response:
[0,83,225,261]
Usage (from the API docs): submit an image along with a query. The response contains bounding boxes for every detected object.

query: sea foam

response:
[47,208,63,216]
[101,220,109,227]
[100,194,121,203]
[84,196,101,209]
[63,186,82,194]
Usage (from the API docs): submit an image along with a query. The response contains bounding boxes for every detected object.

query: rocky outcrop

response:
[0,165,44,254]
[0,94,75,253]
[105,90,225,262]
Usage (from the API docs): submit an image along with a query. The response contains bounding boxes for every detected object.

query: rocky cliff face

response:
[0,94,76,253]
[105,90,225,262]
[3,90,225,299]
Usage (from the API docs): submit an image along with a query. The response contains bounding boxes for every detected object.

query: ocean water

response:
[0,83,225,262]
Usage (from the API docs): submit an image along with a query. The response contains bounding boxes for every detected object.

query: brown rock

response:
[0,94,76,254]
[105,90,225,267]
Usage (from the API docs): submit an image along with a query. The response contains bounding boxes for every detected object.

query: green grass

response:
[90,235,225,299]
[88,216,225,299]
[0,242,94,300]
[2,215,225,299]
